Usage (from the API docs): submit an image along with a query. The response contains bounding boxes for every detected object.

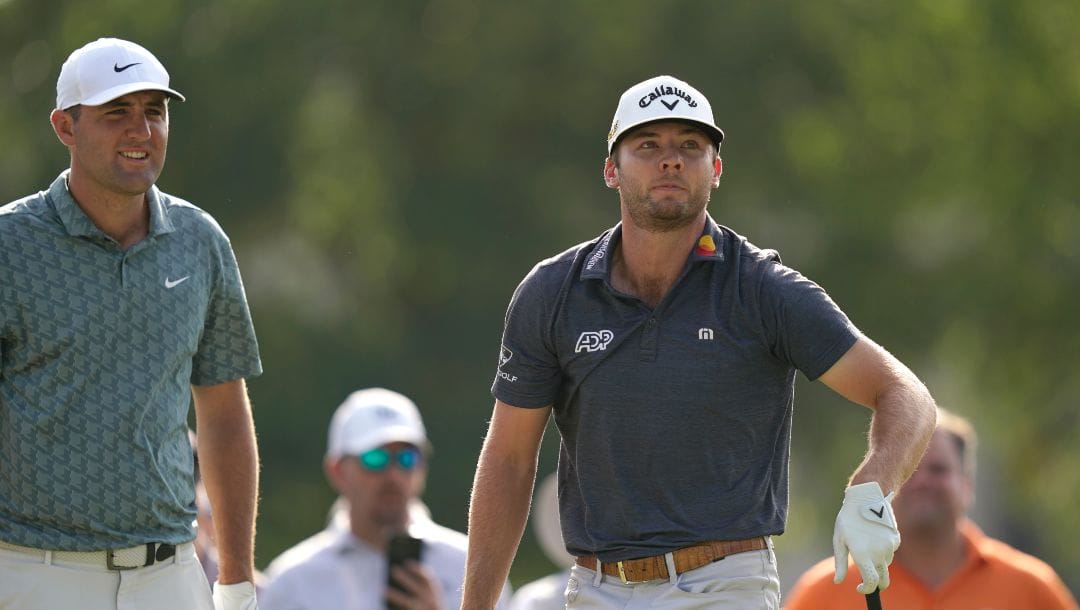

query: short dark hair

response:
[65,105,82,121]
[937,407,977,478]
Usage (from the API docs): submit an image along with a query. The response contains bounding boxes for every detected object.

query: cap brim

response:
[78,82,186,107]
[609,117,724,154]
[329,426,429,458]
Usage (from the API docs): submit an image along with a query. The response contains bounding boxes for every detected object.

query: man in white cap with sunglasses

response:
[261,387,511,610]
[460,75,938,609]
[0,38,262,610]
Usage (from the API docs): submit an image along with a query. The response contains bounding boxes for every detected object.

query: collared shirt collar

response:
[328,526,370,556]
[579,214,728,281]
[957,518,992,567]
[48,170,175,240]
[325,515,435,557]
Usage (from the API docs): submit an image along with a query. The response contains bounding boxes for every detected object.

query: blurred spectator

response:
[260,388,511,610]
[508,472,574,610]
[785,408,1079,609]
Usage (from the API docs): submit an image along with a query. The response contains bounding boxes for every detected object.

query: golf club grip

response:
[866,589,882,610]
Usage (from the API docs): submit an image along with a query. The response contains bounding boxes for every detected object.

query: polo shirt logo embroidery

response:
[164,275,189,288]
[497,345,517,382]
[698,328,714,340]
[575,330,614,353]
[695,235,717,257]
[586,232,613,271]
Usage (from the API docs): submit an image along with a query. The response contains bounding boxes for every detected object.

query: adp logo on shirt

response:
[575,330,614,353]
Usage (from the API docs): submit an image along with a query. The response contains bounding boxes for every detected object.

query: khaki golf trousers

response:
[564,538,781,610]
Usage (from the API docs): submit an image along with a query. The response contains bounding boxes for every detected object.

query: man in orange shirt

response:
[785,408,1077,610]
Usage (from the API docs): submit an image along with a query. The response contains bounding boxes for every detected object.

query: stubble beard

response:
[622,187,711,234]
[371,485,411,531]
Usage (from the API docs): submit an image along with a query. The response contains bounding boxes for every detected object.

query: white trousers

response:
[0,542,213,610]
[564,540,781,610]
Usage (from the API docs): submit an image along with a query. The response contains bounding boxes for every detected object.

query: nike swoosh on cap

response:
[114,62,141,72]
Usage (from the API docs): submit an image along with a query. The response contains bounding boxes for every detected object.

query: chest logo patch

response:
[695,235,717,257]
[165,275,190,288]
[575,330,614,353]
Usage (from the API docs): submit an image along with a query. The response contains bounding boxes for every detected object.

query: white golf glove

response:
[213,581,258,610]
[832,481,900,594]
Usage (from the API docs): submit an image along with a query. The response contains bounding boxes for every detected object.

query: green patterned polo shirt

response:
[0,172,262,550]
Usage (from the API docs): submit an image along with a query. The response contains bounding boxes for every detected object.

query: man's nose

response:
[125,114,152,140]
[659,146,683,170]
[384,463,415,483]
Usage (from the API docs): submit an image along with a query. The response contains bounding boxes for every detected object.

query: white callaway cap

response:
[56,38,185,110]
[606,75,724,154]
[326,388,429,459]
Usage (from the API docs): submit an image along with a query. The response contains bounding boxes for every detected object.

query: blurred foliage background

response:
[2,0,1077,596]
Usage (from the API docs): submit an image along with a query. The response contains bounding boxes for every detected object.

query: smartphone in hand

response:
[386,534,423,609]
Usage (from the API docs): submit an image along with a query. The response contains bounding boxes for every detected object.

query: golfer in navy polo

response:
[460,75,938,609]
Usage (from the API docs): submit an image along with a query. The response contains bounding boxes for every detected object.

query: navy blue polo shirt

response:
[492,216,859,561]
[0,172,262,550]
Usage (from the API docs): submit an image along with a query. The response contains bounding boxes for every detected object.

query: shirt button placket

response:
[640,317,659,361]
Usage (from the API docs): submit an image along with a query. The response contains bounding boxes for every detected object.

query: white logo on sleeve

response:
[698,328,714,340]
[497,345,517,382]
[575,330,614,353]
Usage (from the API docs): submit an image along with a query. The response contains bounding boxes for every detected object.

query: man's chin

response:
[375,506,410,529]
[633,208,701,233]
[897,509,953,532]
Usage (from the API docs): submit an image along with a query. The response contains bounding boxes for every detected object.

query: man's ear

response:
[50,109,76,147]
[712,157,723,187]
[603,157,619,189]
[324,457,345,494]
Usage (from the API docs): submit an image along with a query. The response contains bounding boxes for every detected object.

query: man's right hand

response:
[387,560,445,610]
[213,581,258,610]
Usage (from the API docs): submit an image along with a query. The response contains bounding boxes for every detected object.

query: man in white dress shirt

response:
[508,473,574,610]
[261,388,511,610]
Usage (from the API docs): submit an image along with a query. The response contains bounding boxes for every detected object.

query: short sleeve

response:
[491,263,563,408]
[757,262,859,381]
[190,237,262,386]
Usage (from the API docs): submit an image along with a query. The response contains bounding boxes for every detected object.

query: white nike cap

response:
[326,388,430,459]
[56,38,185,110]
[606,75,724,154]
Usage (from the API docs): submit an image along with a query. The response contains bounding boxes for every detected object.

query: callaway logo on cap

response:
[55,37,185,110]
[606,75,724,154]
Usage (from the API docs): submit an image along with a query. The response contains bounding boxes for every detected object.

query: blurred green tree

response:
[2,0,1076,594]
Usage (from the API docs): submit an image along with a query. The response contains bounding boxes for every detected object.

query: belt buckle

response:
[616,560,648,585]
[106,547,140,571]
